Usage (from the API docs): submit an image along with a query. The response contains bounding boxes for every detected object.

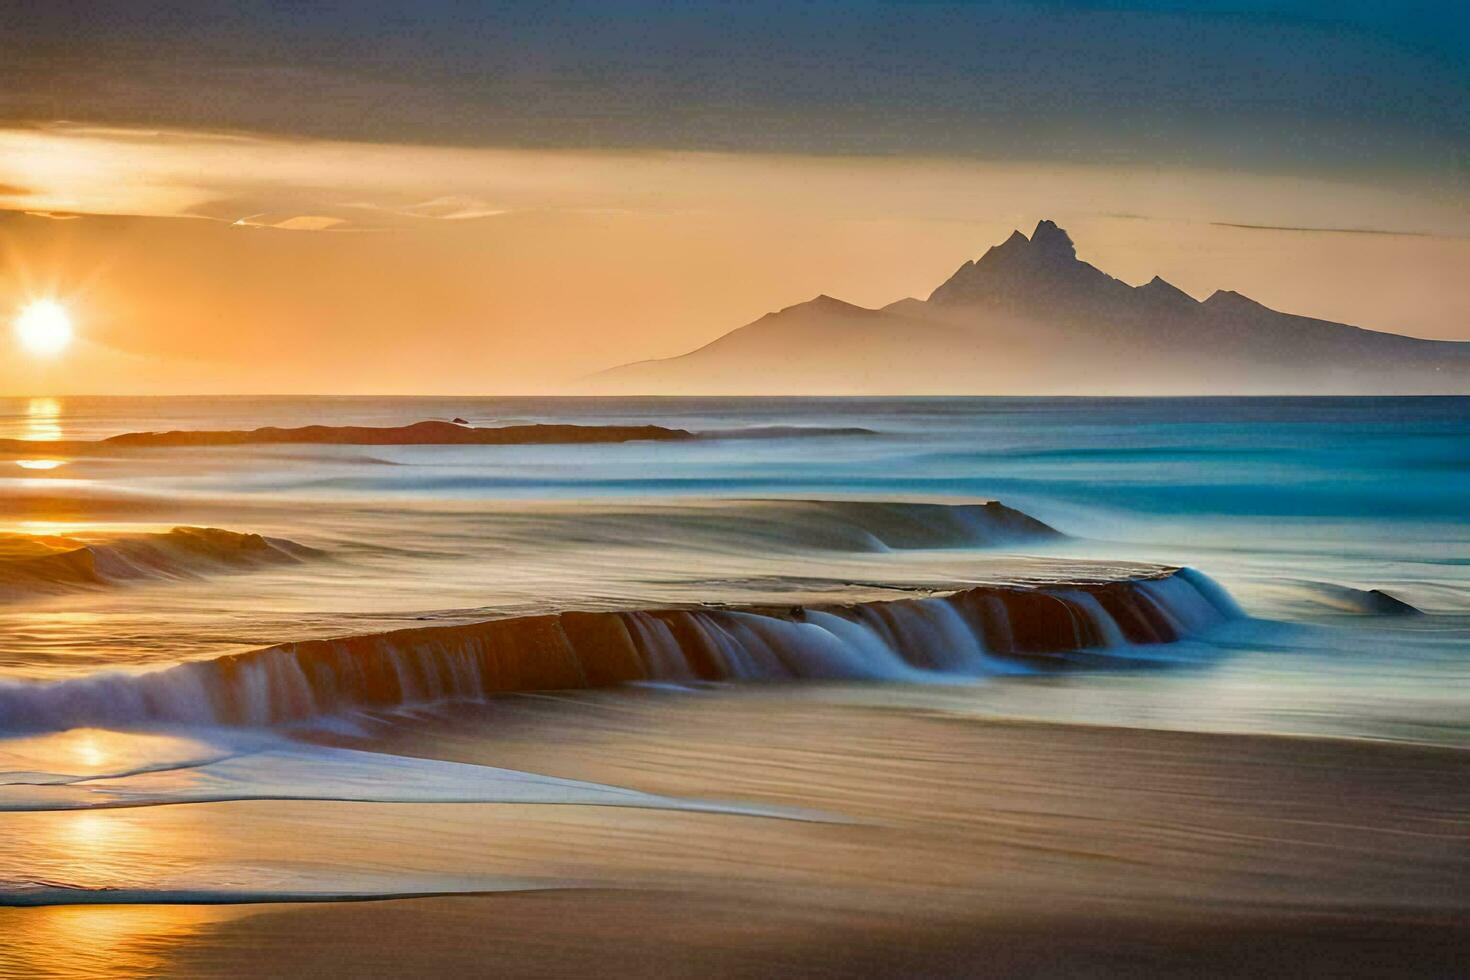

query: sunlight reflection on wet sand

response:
[0,905,245,980]
[0,728,219,781]
[1,692,1466,977]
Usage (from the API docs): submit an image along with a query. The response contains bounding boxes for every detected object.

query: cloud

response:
[1211,221,1448,239]
[3,3,1465,178]
[26,121,271,145]
[333,196,513,226]
[231,214,347,232]
[3,122,1468,247]
[0,182,30,197]
[392,197,511,221]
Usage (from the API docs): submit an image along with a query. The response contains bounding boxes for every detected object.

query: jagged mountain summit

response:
[592,221,1470,394]
[927,219,1123,308]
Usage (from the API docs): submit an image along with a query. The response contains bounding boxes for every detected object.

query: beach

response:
[3,689,1465,977]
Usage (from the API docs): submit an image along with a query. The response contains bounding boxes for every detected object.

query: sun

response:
[14,300,74,356]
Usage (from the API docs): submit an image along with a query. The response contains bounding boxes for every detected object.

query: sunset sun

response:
[14,300,74,356]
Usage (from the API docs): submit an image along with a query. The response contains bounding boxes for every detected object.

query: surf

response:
[0,567,1239,734]
[0,526,317,600]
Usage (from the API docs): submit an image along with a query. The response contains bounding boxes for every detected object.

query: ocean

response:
[0,395,1466,914]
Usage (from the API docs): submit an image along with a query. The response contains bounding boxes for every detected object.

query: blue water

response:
[0,395,1466,723]
[10,395,1465,514]
[16,396,1466,558]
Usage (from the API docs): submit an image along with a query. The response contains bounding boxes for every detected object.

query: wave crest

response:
[0,526,317,599]
[0,568,1239,733]
[699,499,1060,551]
[474,498,1064,555]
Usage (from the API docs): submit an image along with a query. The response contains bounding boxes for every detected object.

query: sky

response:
[1,1,1467,394]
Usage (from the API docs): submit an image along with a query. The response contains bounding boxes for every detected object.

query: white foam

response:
[0,728,817,820]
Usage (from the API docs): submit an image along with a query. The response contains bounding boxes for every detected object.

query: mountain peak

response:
[1029,219,1076,261]
[1135,275,1198,308]
[809,293,862,310]
[773,293,876,318]
[881,297,929,316]
[928,219,1118,306]
[1203,289,1266,312]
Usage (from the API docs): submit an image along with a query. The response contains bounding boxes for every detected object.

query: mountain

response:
[591,220,1470,394]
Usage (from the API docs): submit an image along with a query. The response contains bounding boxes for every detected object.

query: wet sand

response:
[160,891,1470,978]
[4,689,1463,977]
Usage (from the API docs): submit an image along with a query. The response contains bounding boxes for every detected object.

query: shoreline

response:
[5,692,1462,975]
[7,697,1467,975]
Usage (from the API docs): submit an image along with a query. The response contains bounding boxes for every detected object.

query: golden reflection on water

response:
[0,905,241,980]
[0,608,106,665]
[0,729,213,782]
[22,397,64,442]
[69,731,107,770]
[48,810,159,888]
[15,520,87,534]
[0,803,235,978]
[15,459,66,470]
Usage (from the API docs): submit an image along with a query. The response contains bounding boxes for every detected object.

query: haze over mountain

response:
[593,221,1470,395]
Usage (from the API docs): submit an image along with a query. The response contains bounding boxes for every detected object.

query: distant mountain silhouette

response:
[592,220,1470,394]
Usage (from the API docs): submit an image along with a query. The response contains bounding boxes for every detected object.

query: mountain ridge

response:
[591,220,1470,394]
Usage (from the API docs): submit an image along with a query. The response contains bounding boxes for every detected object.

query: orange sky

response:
[2,124,1468,395]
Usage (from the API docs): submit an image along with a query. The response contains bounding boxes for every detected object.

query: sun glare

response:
[14,300,74,356]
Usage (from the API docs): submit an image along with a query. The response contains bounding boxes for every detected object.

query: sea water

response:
[0,395,1465,906]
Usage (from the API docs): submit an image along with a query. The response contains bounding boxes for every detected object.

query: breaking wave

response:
[0,526,318,599]
[0,568,1240,734]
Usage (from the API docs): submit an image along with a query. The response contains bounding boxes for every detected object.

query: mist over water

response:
[0,395,1465,906]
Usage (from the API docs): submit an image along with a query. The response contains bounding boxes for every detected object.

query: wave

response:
[0,727,810,817]
[709,499,1062,550]
[1285,582,1423,616]
[505,498,1066,554]
[0,568,1240,733]
[0,526,317,599]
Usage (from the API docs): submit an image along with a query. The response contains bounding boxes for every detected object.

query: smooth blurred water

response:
[5,396,1466,519]
[0,394,1465,736]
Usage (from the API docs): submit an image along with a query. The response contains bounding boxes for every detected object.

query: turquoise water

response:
[0,395,1464,712]
[10,394,1462,524]
[0,393,1465,692]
